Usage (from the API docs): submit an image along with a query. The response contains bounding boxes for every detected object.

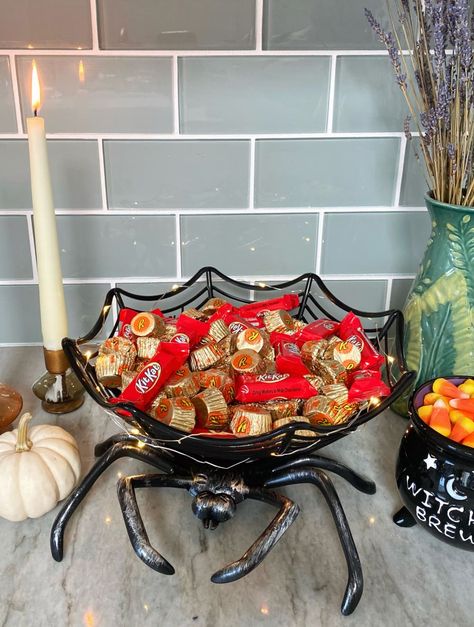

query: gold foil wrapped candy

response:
[230,405,272,437]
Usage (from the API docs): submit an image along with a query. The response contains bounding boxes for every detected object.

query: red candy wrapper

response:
[112,341,189,412]
[275,341,310,376]
[117,308,138,342]
[294,319,340,346]
[235,373,318,403]
[339,312,384,371]
[348,370,390,402]
[221,310,255,335]
[176,314,210,347]
[236,294,299,324]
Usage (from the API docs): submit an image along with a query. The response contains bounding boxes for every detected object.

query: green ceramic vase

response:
[392,193,474,416]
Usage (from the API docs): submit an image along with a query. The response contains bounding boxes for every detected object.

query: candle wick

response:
[34,109,38,117]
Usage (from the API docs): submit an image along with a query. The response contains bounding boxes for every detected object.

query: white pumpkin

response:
[0,412,81,521]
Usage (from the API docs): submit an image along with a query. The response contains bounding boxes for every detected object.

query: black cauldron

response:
[394,377,474,550]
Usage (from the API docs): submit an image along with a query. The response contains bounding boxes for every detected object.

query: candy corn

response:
[423,392,450,407]
[461,432,474,447]
[418,405,433,423]
[449,398,474,413]
[429,399,451,437]
[432,378,469,399]
[450,416,474,443]
[449,409,469,424]
[458,379,474,396]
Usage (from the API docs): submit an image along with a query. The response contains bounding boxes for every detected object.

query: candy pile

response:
[417,378,474,447]
[93,294,390,438]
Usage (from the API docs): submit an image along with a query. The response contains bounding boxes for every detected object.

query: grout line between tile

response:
[25,213,38,282]
[393,135,407,206]
[255,0,264,51]
[315,211,325,274]
[172,55,180,134]
[97,138,108,210]
[326,54,337,132]
[89,0,100,51]
[3,131,404,140]
[384,277,393,310]
[249,138,256,208]
[3,49,396,57]
[8,54,24,133]
[175,214,182,279]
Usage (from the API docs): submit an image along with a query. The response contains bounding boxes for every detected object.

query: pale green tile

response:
[255,138,400,207]
[322,212,430,275]
[0,57,17,132]
[180,56,330,133]
[97,0,255,49]
[0,0,92,49]
[0,284,112,344]
[390,278,415,310]
[334,56,406,132]
[263,0,388,50]
[17,56,172,133]
[400,138,429,207]
[104,140,249,209]
[0,140,102,209]
[0,216,33,279]
[323,279,388,327]
[56,216,177,278]
[181,214,318,276]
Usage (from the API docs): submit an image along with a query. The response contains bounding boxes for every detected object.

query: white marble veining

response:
[0,347,473,627]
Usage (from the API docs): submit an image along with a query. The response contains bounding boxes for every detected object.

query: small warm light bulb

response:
[258,282,267,288]
[117,471,122,479]
[83,610,95,627]
[104,515,112,525]
[369,396,381,407]
[369,516,376,525]
[143,604,149,612]
[260,605,269,615]
[171,284,180,291]
[31,60,41,114]
[78,59,85,83]
[137,439,146,449]
[84,350,92,363]
[387,355,395,364]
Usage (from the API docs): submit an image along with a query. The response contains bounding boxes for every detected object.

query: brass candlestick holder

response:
[33,348,84,414]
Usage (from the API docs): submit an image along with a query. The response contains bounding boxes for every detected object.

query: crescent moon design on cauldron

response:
[445,476,467,501]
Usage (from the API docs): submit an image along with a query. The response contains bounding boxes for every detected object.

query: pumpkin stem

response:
[16,412,33,452]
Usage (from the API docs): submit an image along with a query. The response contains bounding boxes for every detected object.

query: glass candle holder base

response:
[33,369,85,414]
[0,383,23,432]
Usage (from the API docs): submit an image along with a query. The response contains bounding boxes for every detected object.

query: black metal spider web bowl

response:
[53,267,415,616]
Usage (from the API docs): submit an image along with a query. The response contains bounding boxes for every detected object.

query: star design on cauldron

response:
[424,454,437,470]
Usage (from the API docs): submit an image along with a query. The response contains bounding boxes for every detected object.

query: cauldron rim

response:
[410,375,474,461]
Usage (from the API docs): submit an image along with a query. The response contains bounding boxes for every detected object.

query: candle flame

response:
[78,59,85,83]
[31,60,41,114]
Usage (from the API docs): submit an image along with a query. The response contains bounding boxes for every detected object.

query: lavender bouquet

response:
[367,1,474,206]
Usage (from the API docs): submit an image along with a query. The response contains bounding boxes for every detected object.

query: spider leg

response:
[117,474,193,575]
[265,467,362,616]
[271,455,376,495]
[94,432,138,456]
[50,440,174,562]
[210,489,299,584]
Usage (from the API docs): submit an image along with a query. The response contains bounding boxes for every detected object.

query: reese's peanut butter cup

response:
[120,370,136,391]
[235,328,266,353]
[303,396,337,424]
[264,399,301,421]
[153,396,196,433]
[149,391,168,411]
[311,359,347,385]
[200,297,228,317]
[230,349,263,375]
[230,405,272,437]
[263,309,296,334]
[95,354,125,387]
[272,415,315,437]
[301,339,328,369]
[332,340,361,371]
[182,307,207,320]
[206,319,230,343]
[198,368,228,389]
[164,366,200,398]
[189,342,224,371]
[320,383,349,404]
[217,333,235,356]
[137,336,161,360]
[192,388,229,430]
[161,323,179,341]
[99,336,137,360]
[130,312,166,338]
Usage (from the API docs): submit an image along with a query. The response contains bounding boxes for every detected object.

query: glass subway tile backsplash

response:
[0,0,429,344]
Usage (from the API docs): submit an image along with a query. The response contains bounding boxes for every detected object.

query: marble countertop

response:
[0,347,472,627]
